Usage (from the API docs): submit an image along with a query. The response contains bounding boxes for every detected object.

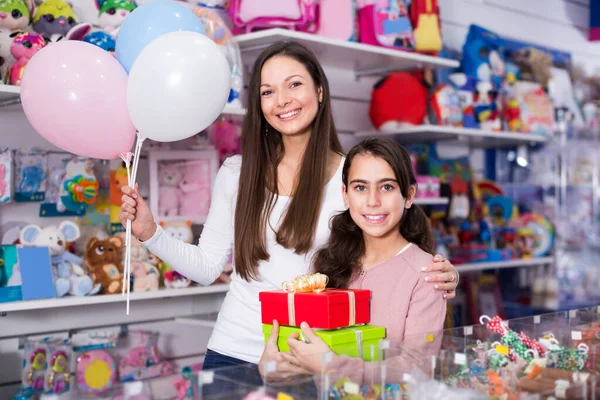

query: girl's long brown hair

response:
[234,41,343,282]
[313,137,435,288]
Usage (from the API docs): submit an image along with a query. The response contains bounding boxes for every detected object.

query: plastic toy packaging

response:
[22,340,49,396]
[0,149,12,204]
[14,147,47,202]
[119,330,174,382]
[44,342,72,395]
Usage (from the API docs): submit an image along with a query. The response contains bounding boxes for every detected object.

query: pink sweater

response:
[327,243,447,383]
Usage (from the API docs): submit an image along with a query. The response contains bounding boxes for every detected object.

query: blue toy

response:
[83,31,116,54]
[461,24,506,88]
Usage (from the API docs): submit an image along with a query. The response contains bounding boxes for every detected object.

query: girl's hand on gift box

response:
[259,320,311,383]
[283,322,331,375]
[421,254,459,299]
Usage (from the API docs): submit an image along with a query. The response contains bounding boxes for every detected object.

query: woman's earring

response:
[265,125,269,136]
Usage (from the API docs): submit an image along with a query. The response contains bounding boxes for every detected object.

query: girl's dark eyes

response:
[382,184,394,191]
[290,81,302,88]
[261,90,272,96]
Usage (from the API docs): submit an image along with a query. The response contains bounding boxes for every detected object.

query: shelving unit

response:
[355,126,548,148]
[235,28,459,77]
[456,257,554,273]
[414,197,449,206]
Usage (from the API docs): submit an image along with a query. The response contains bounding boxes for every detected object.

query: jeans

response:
[199,349,264,398]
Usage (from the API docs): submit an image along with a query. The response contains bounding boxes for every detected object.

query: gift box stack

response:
[259,273,386,361]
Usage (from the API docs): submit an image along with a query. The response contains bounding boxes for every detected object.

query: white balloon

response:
[126,30,231,142]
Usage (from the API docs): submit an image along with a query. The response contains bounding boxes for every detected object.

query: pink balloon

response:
[20,40,136,160]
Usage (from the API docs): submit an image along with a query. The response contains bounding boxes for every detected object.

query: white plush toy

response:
[19,220,101,297]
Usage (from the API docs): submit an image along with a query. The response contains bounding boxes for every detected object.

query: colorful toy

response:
[57,158,99,214]
[179,160,212,217]
[77,350,116,395]
[0,149,11,204]
[94,0,137,37]
[83,31,115,54]
[84,236,124,294]
[431,84,463,127]
[516,213,554,257]
[160,220,192,288]
[460,24,505,86]
[158,163,183,216]
[416,175,440,198]
[129,236,159,292]
[0,0,33,31]
[119,331,174,382]
[45,349,71,393]
[20,221,100,297]
[43,22,91,45]
[32,0,78,36]
[24,346,47,392]
[9,31,46,86]
[14,147,47,202]
[0,28,16,83]
[229,0,319,34]
[358,0,415,50]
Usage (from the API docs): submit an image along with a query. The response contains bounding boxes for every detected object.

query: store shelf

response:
[0,284,229,313]
[355,126,549,148]
[0,85,246,116]
[456,257,554,273]
[175,313,219,328]
[235,28,459,77]
[414,197,449,206]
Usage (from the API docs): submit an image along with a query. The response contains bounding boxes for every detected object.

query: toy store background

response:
[1,0,600,398]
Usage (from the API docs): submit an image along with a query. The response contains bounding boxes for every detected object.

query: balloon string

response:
[125,132,146,316]
[122,160,132,296]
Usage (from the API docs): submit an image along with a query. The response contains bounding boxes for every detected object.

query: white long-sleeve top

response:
[142,155,346,363]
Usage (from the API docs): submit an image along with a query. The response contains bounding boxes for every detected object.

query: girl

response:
[277,137,447,381]
[119,41,458,381]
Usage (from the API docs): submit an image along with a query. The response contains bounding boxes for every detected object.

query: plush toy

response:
[369,72,427,131]
[32,0,78,37]
[19,221,100,297]
[179,162,211,216]
[0,0,34,31]
[82,31,115,55]
[94,0,136,37]
[159,221,192,289]
[85,236,124,294]
[158,164,183,217]
[0,28,14,83]
[43,22,91,45]
[129,237,159,292]
[512,47,553,89]
[208,120,241,164]
[9,31,45,86]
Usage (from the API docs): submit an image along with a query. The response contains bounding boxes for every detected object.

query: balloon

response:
[20,40,136,160]
[126,30,231,142]
[116,0,206,74]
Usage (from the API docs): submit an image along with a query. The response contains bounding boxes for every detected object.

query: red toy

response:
[369,72,427,131]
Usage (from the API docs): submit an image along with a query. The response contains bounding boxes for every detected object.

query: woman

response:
[119,41,459,379]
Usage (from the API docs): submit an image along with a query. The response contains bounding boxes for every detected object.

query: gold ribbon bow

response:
[281,273,329,293]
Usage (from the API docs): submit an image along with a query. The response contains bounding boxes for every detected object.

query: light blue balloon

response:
[116,0,206,74]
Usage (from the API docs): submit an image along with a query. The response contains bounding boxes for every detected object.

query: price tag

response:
[464,326,473,336]
[198,371,214,385]
[570,310,577,318]
[571,331,582,341]
[454,353,466,365]
[495,345,509,355]
[534,315,540,324]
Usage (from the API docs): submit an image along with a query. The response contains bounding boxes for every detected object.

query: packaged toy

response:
[119,330,174,382]
[416,175,440,198]
[44,341,72,394]
[461,24,506,87]
[409,0,442,54]
[194,5,243,106]
[0,245,22,303]
[430,84,463,127]
[447,73,478,128]
[513,81,555,135]
[84,236,124,294]
[159,220,192,289]
[179,160,212,217]
[0,149,12,204]
[229,0,319,34]
[158,162,183,217]
[20,221,100,297]
[9,31,46,86]
[129,236,159,292]
[358,0,415,50]
[32,0,78,36]
[77,350,116,396]
[56,158,99,214]
[14,147,47,202]
[22,340,48,395]
[94,0,137,37]
[368,71,427,131]
[315,0,357,42]
[0,0,34,31]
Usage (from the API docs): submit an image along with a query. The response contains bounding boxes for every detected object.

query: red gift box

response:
[259,288,371,329]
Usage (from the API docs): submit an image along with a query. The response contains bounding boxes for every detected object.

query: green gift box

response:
[263,324,386,361]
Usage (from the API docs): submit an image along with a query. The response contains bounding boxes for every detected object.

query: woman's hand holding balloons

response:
[119,184,157,242]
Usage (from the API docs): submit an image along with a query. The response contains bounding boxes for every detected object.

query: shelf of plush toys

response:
[11,307,600,399]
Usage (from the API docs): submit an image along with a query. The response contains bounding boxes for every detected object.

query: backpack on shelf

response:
[229,0,319,34]
[409,0,442,54]
[315,0,359,42]
[357,0,415,51]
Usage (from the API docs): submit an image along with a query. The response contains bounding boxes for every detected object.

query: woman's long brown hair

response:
[234,41,343,282]
[313,137,435,288]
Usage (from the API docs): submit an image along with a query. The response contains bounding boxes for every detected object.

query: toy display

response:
[77,349,116,396]
[44,343,72,394]
[13,147,47,202]
[158,220,192,289]
[84,236,124,295]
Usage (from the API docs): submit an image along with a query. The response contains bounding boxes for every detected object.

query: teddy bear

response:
[179,162,211,216]
[19,221,100,297]
[158,163,183,216]
[128,236,159,292]
[85,235,124,294]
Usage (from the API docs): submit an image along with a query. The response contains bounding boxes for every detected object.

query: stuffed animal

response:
[0,28,15,83]
[19,221,100,297]
[94,0,136,37]
[512,47,553,89]
[82,31,115,55]
[0,0,34,31]
[43,22,91,45]
[158,164,183,217]
[179,162,211,216]
[129,236,159,292]
[32,0,78,37]
[85,236,124,294]
[9,31,45,86]
[159,220,192,289]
